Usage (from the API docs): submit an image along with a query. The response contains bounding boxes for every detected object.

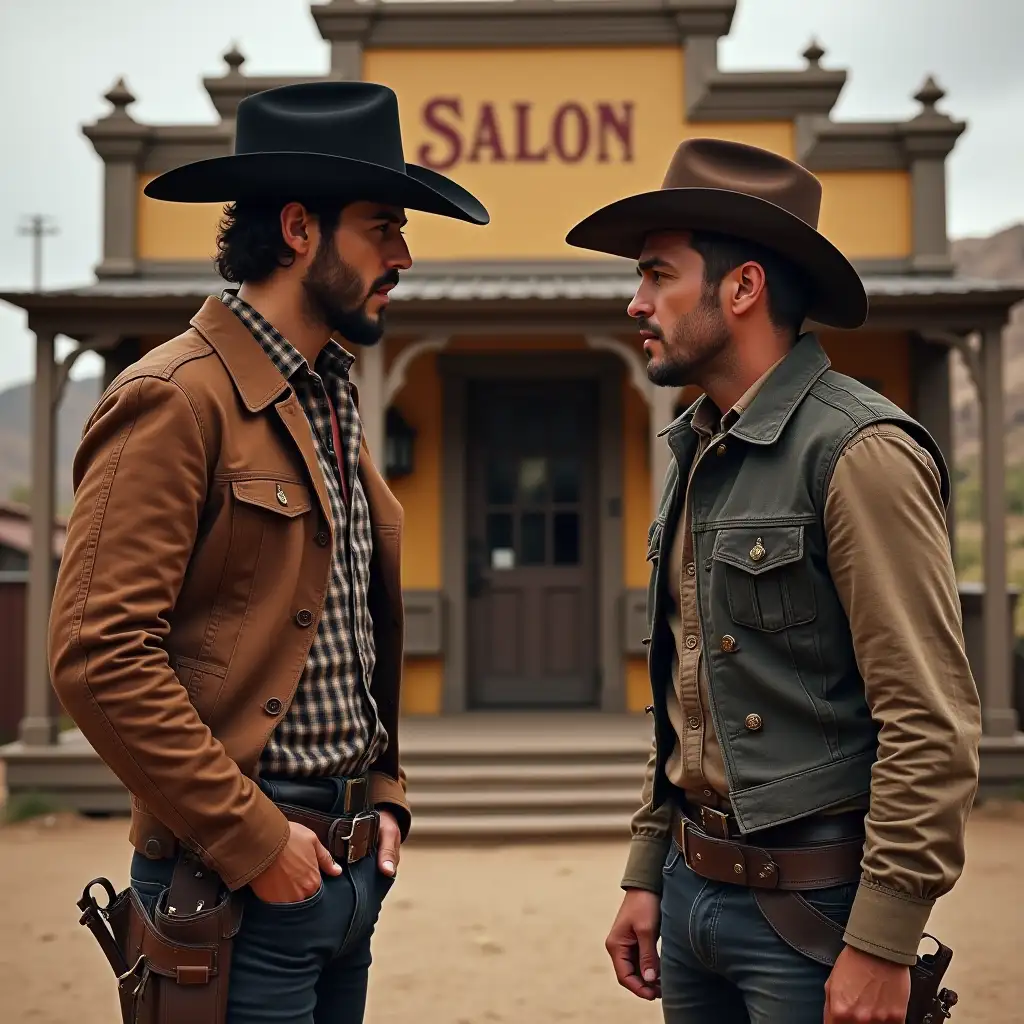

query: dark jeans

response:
[130,798,394,1023]
[659,840,856,1024]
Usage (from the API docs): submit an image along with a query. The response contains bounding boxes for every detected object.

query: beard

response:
[642,283,730,388]
[301,236,398,347]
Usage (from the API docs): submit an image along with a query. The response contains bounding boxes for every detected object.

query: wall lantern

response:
[384,406,416,480]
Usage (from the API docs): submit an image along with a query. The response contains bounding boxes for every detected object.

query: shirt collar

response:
[220,289,356,380]
[691,354,788,439]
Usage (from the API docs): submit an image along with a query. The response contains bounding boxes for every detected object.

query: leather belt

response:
[671,802,866,967]
[673,804,865,891]
[278,804,380,865]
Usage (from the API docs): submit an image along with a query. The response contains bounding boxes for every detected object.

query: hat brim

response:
[143,151,490,226]
[565,188,867,330]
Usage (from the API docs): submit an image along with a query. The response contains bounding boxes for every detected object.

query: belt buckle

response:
[697,805,732,839]
[331,810,378,863]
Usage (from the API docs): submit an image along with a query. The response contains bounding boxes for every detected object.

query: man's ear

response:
[729,261,768,317]
[280,202,314,257]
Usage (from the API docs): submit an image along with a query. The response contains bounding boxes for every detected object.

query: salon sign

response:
[414,98,636,171]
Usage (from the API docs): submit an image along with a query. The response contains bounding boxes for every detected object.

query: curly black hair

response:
[214,200,346,284]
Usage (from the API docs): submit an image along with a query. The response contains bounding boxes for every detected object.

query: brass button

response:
[144,838,164,859]
[685,635,698,650]
[703,789,713,798]
[315,530,329,547]
[749,537,765,562]
[733,863,743,875]
[264,697,283,715]
[716,443,727,456]
[685,562,696,577]
[645,705,654,715]
[687,716,700,730]
[295,609,314,627]
[720,635,737,653]
[745,713,763,732]
[276,484,288,507]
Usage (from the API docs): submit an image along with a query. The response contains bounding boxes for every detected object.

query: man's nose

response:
[388,238,413,271]
[627,288,652,320]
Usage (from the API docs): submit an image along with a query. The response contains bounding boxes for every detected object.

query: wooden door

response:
[466,379,599,708]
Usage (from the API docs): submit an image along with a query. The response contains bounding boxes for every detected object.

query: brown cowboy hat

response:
[565,138,868,329]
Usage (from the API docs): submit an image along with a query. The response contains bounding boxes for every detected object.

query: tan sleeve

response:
[620,733,673,893]
[824,425,982,965]
[48,375,290,890]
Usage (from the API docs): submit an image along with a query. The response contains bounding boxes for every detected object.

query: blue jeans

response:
[659,840,856,1023]
[130,825,393,1023]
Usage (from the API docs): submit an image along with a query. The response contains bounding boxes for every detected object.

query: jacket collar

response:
[658,333,831,447]
[190,296,291,413]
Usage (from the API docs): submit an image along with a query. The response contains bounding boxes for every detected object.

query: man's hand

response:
[605,888,662,1001]
[249,821,341,904]
[825,945,912,1023]
[377,809,401,878]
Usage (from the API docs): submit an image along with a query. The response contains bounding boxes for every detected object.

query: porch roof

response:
[3,266,1023,337]
[4,268,1024,307]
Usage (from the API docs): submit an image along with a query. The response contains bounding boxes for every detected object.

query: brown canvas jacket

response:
[48,297,409,891]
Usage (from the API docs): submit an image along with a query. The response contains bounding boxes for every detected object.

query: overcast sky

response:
[1,0,1022,391]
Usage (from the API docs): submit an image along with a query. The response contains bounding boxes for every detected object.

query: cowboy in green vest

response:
[566,139,980,1024]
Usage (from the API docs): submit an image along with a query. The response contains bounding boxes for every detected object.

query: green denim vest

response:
[645,333,950,833]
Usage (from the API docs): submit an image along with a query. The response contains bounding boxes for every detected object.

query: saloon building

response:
[2,1,1022,808]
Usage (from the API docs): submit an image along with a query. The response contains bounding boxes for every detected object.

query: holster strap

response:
[752,889,846,967]
[674,815,864,890]
[77,879,128,978]
[137,912,220,982]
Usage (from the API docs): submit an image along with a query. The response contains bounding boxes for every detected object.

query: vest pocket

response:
[712,525,816,632]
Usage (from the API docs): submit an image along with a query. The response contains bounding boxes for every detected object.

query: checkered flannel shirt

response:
[222,290,387,779]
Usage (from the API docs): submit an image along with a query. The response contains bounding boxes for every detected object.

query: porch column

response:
[20,329,58,746]
[910,335,956,554]
[650,386,678,516]
[356,343,385,465]
[979,324,1018,736]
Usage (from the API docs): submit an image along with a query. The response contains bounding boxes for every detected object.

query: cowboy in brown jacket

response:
[48,82,488,1023]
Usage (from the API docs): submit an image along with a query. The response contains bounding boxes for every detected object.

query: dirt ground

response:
[0,805,1021,1024]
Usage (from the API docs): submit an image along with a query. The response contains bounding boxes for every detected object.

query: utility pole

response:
[17,214,59,291]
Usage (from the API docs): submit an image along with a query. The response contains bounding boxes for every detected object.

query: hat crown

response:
[235,82,407,172]
[662,138,822,229]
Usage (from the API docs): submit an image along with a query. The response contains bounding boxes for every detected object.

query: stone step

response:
[405,761,645,790]
[406,811,632,843]
[406,785,640,814]
[399,741,649,767]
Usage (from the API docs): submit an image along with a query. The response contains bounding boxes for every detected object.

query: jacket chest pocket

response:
[711,524,816,632]
[225,477,316,581]
[232,477,314,521]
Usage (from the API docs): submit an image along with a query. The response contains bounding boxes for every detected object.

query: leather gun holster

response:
[76,849,241,1024]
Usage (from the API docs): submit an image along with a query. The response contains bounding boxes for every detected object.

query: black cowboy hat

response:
[565,138,867,329]
[144,81,490,226]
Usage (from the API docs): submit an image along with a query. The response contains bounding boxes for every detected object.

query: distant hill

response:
[0,375,101,513]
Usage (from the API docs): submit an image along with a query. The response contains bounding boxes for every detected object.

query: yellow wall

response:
[821,330,911,411]
[817,172,912,260]
[136,47,910,264]
[137,175,220,261]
